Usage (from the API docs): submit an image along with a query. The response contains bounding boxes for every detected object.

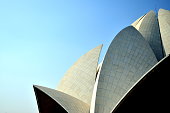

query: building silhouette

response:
[33,9,170,113]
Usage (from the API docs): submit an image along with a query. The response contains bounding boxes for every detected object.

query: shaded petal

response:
[92,26,157,113]
[112,55,170,113]
[57,45,102,105]
[34,85,89,113]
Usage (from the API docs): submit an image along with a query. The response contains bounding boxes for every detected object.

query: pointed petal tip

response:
[149,10,155,13]
[122,26,138,32]
[33,84,40,88]
[147,10,156,15]
[96,44,103,48]
[33,85,46,90]
[33,84,37,88]
[33,85,41,91]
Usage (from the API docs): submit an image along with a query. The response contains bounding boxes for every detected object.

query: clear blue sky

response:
[0,0,169,112]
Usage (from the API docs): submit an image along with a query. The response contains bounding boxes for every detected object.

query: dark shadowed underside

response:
[33,86,67,113]
[112,55,170,113]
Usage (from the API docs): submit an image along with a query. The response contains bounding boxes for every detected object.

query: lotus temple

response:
[33,9,170,113]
